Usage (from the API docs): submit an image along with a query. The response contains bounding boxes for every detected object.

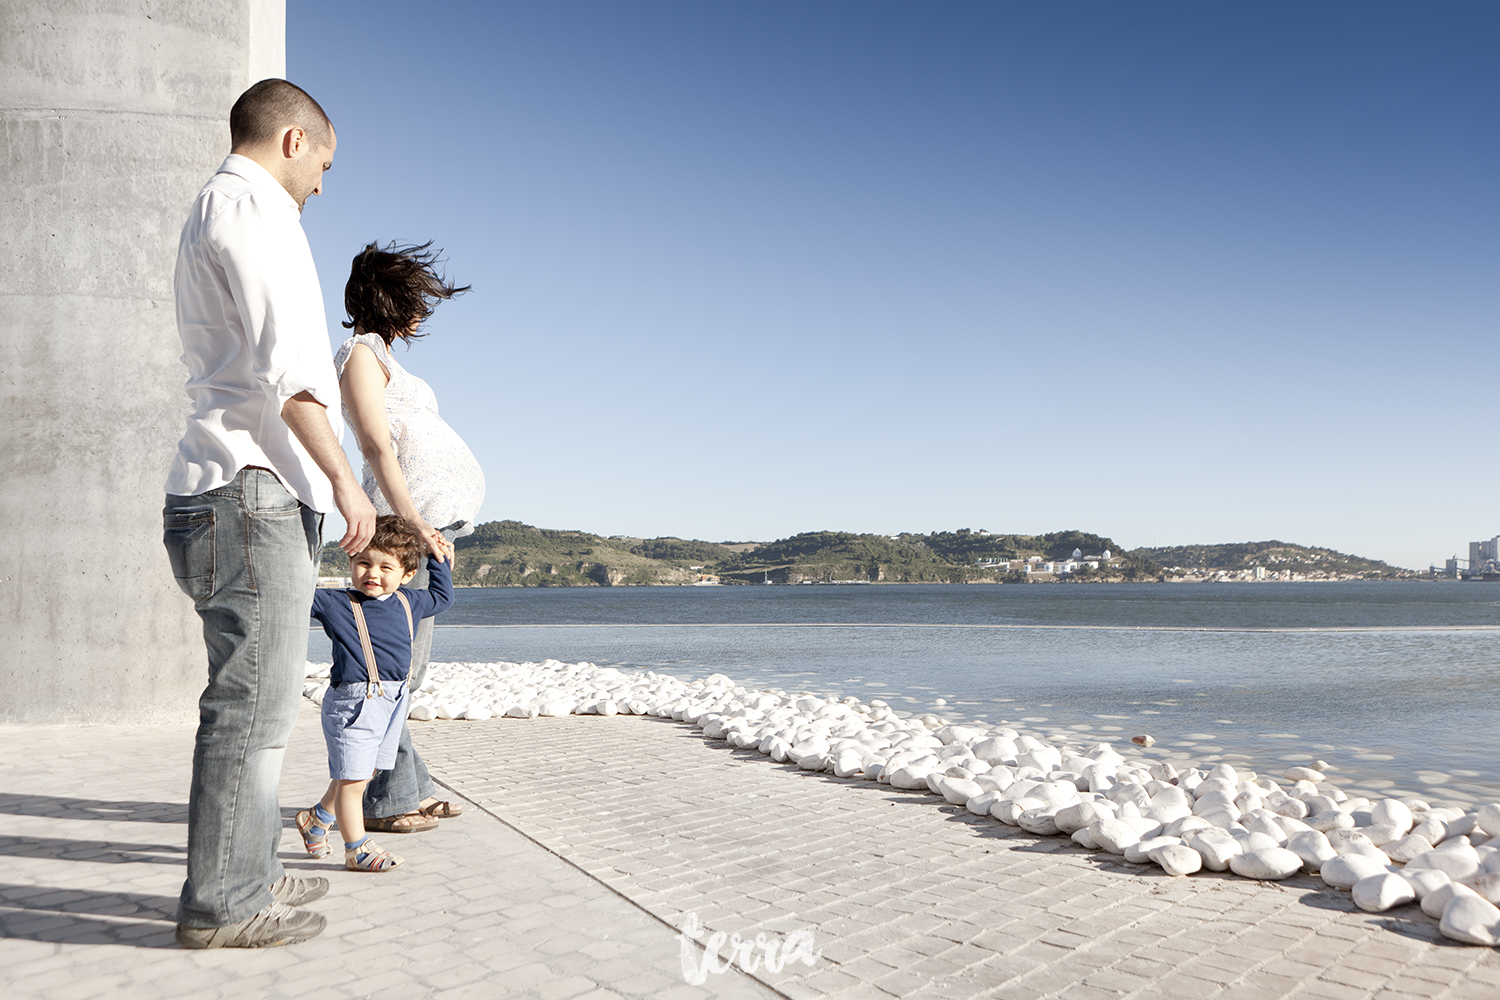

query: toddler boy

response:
[298,515,453,871]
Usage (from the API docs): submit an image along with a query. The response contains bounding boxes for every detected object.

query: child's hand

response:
[438,537,455,563]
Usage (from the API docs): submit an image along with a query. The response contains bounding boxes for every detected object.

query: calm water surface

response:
[311,582,1500,804]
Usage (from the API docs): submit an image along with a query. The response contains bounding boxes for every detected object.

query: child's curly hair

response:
[342,241,470,345]
[364,515,425,573]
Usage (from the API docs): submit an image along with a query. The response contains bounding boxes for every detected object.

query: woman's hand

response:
[420,522,451,562]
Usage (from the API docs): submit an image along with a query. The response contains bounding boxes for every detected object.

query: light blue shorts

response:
[320,681,409,781]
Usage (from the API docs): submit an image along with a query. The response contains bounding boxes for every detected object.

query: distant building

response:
[1469,537,1500,576]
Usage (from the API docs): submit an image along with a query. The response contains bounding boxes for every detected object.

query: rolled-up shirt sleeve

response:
[210,191,338,414]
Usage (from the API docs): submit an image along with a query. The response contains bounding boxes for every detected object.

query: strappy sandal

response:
[366,811,438,834]
[295,808,331,859]
[345,837,404,872]
[418,799,462,819]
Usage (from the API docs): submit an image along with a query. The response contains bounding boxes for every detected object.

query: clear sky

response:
[289,2,1497,570]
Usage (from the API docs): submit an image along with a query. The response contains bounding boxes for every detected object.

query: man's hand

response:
[334,480,377,555]
[281,390,376,555]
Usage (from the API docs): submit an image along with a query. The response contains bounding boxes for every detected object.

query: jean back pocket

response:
[163,509,215,606]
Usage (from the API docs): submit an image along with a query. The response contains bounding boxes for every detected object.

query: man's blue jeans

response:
[164,469,322,928]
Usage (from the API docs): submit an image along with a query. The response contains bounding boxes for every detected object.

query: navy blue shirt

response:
[312,555,453,686]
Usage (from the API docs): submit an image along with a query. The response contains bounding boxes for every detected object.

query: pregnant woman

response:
[334,241,485,834]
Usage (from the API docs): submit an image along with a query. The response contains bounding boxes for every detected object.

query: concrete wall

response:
[0,1,286,722]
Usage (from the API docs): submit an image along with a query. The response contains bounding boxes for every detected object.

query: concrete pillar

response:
[1,2,286,722]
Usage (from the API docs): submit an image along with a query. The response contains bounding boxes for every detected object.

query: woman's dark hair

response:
[342,241,470,345]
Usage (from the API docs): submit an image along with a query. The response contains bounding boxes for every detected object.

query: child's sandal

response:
[295,808,332,859]
[345,837,404,872]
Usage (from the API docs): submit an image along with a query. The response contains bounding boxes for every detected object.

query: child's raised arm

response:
[418,552,454,618]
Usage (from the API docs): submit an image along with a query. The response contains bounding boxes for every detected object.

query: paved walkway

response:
[2,708,1497,1000]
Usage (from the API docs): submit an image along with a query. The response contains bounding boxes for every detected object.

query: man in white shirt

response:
[163,79,376,949]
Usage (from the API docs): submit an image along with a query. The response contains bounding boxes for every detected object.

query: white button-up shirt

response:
[166,154,341,511]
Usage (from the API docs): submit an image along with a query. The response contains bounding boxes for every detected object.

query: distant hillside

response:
[712,528,1155,584]
[320,520,734,586]
[318,523,1408,586]
[1130,540,1408,578]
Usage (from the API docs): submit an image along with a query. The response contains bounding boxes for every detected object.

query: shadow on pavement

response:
[0,883,178,947]
[0,794,187,824]
[0,835,185,866]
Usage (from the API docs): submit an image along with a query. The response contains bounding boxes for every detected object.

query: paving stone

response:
[6,712,1500,999]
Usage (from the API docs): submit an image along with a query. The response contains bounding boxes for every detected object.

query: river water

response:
[310,581,1500,805]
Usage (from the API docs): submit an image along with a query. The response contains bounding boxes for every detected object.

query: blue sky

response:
[290,2,1497,569]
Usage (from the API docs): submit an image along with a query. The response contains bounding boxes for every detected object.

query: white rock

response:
[1410,816,1449,844]
[1151,843,1203,876]
[1409,844,1481,881]
[888,766,935,791]
[1240,812,1289,845]
[1091,818,1141,855]
[1440,894,1500,946]
[1400,866,1450,900]
[938,777,983,804]
[1422,880,1481,919]
[1369,798,1413,833]
[991,800,1026,825]
[1054,801,1106,835]
[1018,809,1061,836]
[1352,872,1417,912]
[1383,833,1434,864]
[1356,822,1405,848]
[1187,832,1242,872]
[463,706,493,720]
[407,703,436,721]
[504,704,539,719]
[1306,811,1354,833]
[1284,833,1344,869]
[1478,803,1500,839]
[1320,854,1392,890]
[1124,836,1182,865]
[966,790,1002,816]
[1071,826,1101,850]
[1230,847,1303,881]
[1460,872,1500,905]
[1283,766,1324,782]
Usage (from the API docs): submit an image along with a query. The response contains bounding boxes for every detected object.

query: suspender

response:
[348,590,414,699]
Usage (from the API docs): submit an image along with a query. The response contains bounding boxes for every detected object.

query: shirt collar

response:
[216,153,299,211]
[347,589,395,602]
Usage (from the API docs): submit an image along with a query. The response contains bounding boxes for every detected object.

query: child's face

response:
[351,547,417,597]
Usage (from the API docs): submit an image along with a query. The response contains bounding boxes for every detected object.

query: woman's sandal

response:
[365,811,438,834]
[295,808,331,858]
[418,799,463,819]
[345,837,403,872]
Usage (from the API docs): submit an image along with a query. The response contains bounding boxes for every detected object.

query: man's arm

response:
[282,391,376,554]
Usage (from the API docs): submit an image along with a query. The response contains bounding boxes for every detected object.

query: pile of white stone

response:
[302,659,1500,947]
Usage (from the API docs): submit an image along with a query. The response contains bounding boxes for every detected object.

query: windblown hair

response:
[364,515,425,573]
[229,78,333,150]
[342,241,471,345]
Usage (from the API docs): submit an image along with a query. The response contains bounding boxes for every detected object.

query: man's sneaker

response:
[295,808,332,858]
[176,903,326,949]
[270,875,329,907]
[345,837,404,872]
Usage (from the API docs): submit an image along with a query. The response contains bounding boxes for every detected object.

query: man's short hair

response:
[230,78,333,150]
[363,515,425,573]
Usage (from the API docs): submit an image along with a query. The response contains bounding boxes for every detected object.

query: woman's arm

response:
[340,341,447,561]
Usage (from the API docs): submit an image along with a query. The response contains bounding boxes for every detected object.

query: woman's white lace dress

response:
[334,332,485,537]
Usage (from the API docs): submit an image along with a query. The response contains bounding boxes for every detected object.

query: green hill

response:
[318,523,1409,586]
[1130,540,1407,578]
[320,520,734,586]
